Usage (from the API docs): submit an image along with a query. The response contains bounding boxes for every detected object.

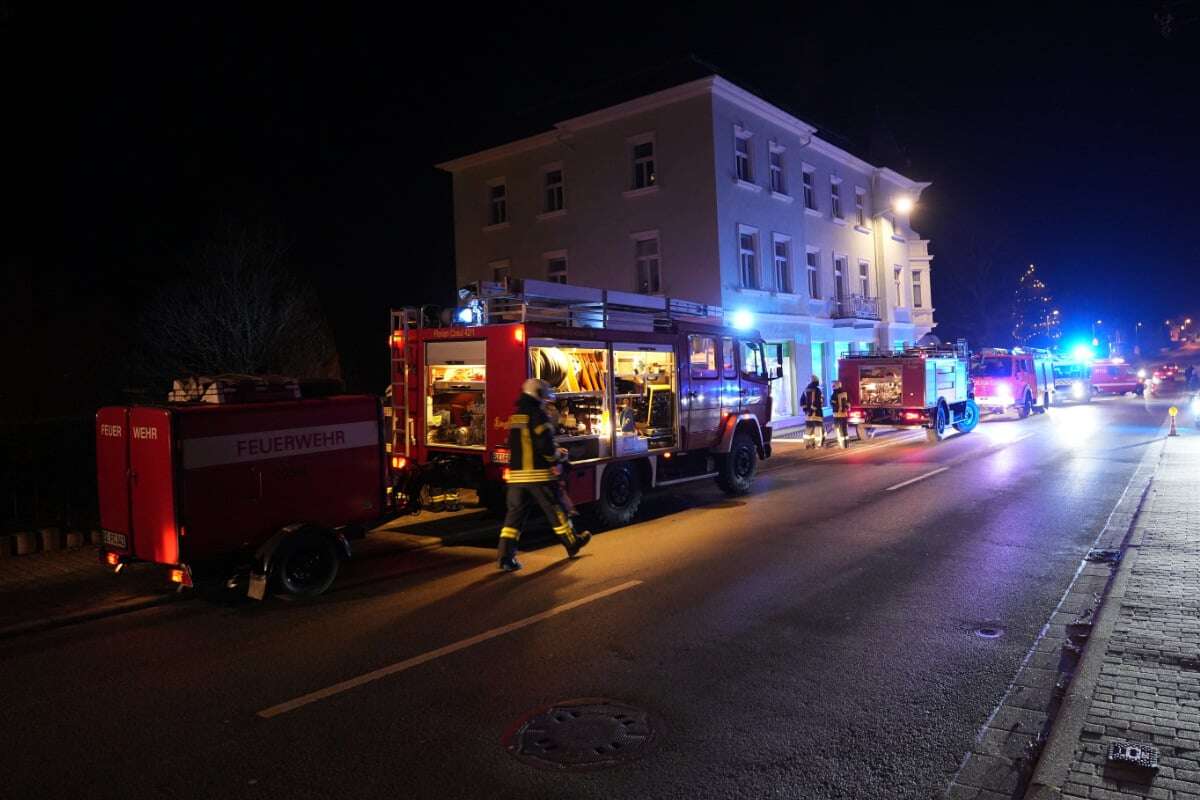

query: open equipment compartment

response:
[425,338,487,449]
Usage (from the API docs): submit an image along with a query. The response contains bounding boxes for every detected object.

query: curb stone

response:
[65,531,85,549]
[0,534,12,558]
[39,527,64,552]
[0,592,181,641]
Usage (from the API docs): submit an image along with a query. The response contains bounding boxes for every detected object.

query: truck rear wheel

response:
[953,399,980,433]
[277,531,339,597]
[926,403,947,443]
[716,431,758,495]
[593,462,643,528]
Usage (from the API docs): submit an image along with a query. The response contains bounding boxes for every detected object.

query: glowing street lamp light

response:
[893,195,914,214]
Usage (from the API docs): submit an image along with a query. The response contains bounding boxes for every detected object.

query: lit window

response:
[634,234,661,294]
[738,226,759,289]
[735,129,753,183]
[689,335,718,378]
[490,259,511,283]
[806,250,820,298]
[855,188,866,227]
[769,146,786,194]
[830,179,843,219]
[912,270,924,308]
[488,181,507,226]
[631,137,656,190]
[893,266,904,306]
[544,168,564,213]
[773,236,792,294]
[802,167,817,211]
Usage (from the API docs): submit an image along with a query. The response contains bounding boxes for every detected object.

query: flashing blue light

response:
[1071,344,1095,363]
[456,307,475,324]
[732,309,755,330]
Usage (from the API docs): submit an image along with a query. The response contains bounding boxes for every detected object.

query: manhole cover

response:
[504,698,657,770]
[975,626,1004,639]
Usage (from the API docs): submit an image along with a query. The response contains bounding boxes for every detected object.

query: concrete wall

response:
[450,94,722,306]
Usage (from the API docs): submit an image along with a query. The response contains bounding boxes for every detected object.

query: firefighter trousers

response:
[804,416,825,448]
[500,483,578,547]
[832,416,850,447]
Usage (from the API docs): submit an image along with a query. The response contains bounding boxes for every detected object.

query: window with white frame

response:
[487,180,507,226]
[630,135,656,190]
[894,266,904,306]
[858,260,870,297]
[912,269,924,308]
[734,128,753,183]
[633,232,661,294]
[490,259,512,282]
[773,235,792,293]
[855,188,867,227]
[544,251,567,283]
[806,249,820,298]
[892,215,902,238]
[802,167,817,210]
[769,144,785,194]
[543,166,564,213]
[738,225,759,289]
[830,178,843,219]
[833,255,847,302]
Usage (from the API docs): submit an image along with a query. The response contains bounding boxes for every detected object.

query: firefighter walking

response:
[831,379,851,448]
[802,375,825,449]
[497,379,591,572]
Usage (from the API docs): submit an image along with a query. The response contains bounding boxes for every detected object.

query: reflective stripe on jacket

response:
[802,385,824,421]
[832,388,851,418]
[506,397,558,484]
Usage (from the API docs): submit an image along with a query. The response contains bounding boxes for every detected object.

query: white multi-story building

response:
[437,75,935,425]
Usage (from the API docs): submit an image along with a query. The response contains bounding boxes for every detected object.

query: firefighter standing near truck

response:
[497,379,592,572]
[831,379,852,449]
[802,376,825,449]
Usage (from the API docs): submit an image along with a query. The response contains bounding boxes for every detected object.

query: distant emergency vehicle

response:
[1052,359,1093,403]
[971,347,1055,417]
[1091,358,1145,396]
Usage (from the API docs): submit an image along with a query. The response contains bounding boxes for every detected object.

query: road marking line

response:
[885,466,949,492]
[256,579,644,719]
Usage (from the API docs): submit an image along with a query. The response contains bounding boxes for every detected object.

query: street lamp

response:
[893,195,914,214]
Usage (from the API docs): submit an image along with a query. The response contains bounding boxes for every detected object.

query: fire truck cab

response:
[971,347,1055,418]
[388,280,779,528]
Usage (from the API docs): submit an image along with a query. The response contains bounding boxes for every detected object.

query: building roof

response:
[435,71,928,192]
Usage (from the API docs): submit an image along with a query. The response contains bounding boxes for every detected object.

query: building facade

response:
[438,76,935,426]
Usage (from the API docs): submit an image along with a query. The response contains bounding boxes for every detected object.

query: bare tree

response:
[138,226,340,387]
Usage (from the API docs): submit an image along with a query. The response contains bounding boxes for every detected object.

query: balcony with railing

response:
[832,294,881,321]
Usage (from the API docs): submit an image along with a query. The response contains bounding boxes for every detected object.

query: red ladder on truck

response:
[388,307,423,463]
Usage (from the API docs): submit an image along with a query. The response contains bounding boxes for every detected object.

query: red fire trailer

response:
[387,279,780,527]
[96,391,386,598]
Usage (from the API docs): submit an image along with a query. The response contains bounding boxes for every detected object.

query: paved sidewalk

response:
[1025,430,1200,799]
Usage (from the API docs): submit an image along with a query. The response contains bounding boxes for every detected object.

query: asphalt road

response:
[0,392,1180,800]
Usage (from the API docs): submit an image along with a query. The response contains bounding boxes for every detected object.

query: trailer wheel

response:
[926,403,947,443]
[593,462,643,528]
[277,531,339,597]
[716,431,758,495]
[478,482,507,517]
[953,399,980,433]
[1017,393,1033,419]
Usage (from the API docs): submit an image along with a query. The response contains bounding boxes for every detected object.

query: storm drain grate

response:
[975,626,1005,639]
[504,698,657,770]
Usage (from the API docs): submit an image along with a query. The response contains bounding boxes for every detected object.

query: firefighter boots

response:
[498,536,522,572]
[563,528,592,558]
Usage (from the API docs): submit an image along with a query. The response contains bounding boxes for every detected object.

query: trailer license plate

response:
[102,530,128,549]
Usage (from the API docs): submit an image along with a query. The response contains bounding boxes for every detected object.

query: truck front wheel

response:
[277,531,339,597]
[1017,393,1033,419]
[593,462,643,528]
[953,399,980,433]
[716,431,758,495]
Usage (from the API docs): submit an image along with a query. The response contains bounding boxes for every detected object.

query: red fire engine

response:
[837,341,979,443]
[96,379,386,598]
[970,347,1055,417]
[387,280,780,527]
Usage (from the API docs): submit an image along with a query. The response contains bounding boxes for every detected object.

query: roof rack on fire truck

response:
[842,338,970,360]
[452,278,725,333]
[977,346,1053,357]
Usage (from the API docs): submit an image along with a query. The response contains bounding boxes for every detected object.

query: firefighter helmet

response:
[522,378,555,402]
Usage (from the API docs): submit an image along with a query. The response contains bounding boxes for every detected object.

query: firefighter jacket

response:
[831,387,851,418]
[802,382,825,421]
[506,395,558,484]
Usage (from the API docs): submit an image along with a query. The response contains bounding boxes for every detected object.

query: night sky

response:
[12,1,1200,405]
